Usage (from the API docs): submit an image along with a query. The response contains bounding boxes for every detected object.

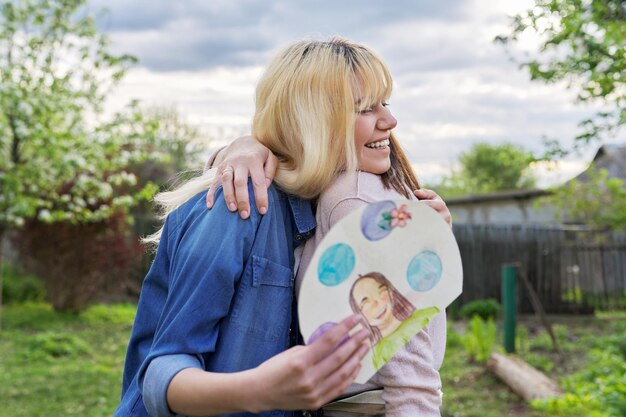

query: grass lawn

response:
[441,312,626,417]
[0,303,624,417]
[0,303,134,417]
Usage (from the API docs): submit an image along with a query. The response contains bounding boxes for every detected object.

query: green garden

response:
[2,272,625,417]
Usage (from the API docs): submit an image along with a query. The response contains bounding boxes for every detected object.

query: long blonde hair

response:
[145,38,419,247]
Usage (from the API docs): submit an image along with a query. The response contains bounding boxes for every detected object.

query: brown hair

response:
[349,272,415,343]
[383,132,421,198]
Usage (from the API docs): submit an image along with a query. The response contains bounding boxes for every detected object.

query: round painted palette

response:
[298,200,463,383]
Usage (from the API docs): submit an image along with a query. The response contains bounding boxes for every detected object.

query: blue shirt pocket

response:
[231,255,294,342]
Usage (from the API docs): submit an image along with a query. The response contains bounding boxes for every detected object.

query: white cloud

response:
[96,0,608,188]
[105,66,261,122]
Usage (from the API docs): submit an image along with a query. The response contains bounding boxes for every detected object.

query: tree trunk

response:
[487,352,563,402]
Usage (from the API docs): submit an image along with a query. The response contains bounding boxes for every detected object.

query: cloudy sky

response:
[89,0,610,187]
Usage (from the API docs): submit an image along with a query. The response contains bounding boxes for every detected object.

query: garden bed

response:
[441,312,626,417]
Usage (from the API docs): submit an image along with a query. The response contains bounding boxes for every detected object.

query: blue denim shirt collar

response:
[287,194,315,246]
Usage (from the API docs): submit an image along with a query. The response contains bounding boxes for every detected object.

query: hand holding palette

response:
[298,200,463,383]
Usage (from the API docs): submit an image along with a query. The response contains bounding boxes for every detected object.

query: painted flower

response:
[390,204,412,228]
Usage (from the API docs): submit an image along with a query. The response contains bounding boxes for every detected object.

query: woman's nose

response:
[378,108,397,131]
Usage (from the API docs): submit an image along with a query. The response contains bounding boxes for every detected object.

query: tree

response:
[104,103,206,183]
[0,0,165,313]
[497,0,626,143]
[548,167,626,232]
[11,101,208,310]
[435,142,538,198]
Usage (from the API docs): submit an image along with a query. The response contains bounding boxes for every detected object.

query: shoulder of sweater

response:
[318,171,389,208]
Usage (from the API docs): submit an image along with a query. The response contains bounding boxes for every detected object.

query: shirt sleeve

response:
[143,354,203,417]
[137,185,261,406]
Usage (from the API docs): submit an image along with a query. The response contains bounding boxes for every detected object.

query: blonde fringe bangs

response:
[352,48,393,113]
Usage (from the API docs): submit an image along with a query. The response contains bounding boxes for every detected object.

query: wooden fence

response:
[452,224,626,313]
[132,216,626,313]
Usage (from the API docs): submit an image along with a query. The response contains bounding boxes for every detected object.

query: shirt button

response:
[295,234,302,241]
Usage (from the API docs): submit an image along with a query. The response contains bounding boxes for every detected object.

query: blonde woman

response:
[207,39,451,416]
[113,40,393,417]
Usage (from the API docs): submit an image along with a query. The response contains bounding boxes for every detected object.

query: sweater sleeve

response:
[374,326,443,417]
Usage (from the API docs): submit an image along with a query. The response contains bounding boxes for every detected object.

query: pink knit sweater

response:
[295,171,445,417]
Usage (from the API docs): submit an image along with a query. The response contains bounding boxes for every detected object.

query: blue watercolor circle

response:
[318,243,355,286]
[406,250,443,292]
[360,200,396,241]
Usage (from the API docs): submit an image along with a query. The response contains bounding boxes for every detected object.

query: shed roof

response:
[446,188,551,205]
[574,144,626,182]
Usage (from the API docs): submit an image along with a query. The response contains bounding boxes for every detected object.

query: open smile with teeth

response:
[365,139,390,149]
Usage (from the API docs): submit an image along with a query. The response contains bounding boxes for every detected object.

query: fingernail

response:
[259,206,267,215]
[241,210,249,218]
[207,201,213,209]
[229,202,237,211]
[265,178,272,187]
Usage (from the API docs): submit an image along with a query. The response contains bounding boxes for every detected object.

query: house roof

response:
[446,188,551,205]
[574,143,626,182]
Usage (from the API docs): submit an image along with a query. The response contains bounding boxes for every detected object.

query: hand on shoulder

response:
[205,135,278,219]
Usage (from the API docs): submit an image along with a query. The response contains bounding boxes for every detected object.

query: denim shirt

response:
[114,183,315,417]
